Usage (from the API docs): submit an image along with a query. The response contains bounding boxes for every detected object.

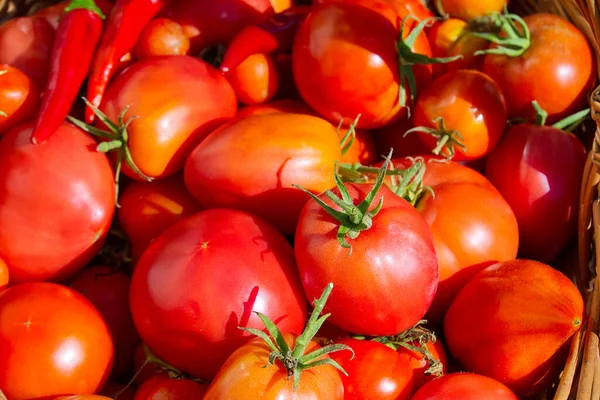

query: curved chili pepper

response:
[30,0,105,145]
[220,6,312,73]
[84,0,166,124]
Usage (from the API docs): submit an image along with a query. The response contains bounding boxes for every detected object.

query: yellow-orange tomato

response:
[225,53,280,105]
[135,18,190,59]
[0,65,39,135]
[438,0,507,21]
[0,258,8,291]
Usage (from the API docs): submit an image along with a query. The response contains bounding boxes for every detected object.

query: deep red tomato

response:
[224,53,280,105]
[437,0,507,20]
[0,282,114,400]
[396,338,449,390]
[293,1,433,129]
[0,258,7,291]
[134,376,208,399]
[130,208,307,381]
[70,266,140,381]
[99,56,237,180]
[134,17,191,58]
[412,70,507,161]
[0,122,115,283]
[485,123,586,263]
[204,333,344,399]
[295,182,438,336]
[444,259,584,397]
[411,373,519,400]
[161,0,292,52]
[117,174,202,262]
[184,112,341,235]
[482,13,595,123]
[0,64,39,135]
[331,338,414,400]
[0,16,54,89]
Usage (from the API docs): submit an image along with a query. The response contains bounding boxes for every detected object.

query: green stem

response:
[65,0,105,18]
[339,115,361,156]
[552,108,591,131]
[471,10,530,58]
[532,100,548,126]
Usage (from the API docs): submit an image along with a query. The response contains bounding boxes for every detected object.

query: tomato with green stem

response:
[203,283,350,399]
[411,373,519,400]
[0,65,39,135]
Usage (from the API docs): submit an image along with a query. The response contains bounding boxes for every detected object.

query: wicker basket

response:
[0,0,598,399]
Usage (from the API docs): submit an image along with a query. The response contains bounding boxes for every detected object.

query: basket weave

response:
[0,0,599,399]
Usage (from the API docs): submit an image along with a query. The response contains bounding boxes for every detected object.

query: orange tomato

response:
[0,258,8,291]
[224,53,280,105]
[135,18,191,58]
[437,0,507,21]
[0,64,39,135]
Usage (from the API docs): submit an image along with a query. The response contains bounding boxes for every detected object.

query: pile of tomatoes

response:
[0,0,595,399]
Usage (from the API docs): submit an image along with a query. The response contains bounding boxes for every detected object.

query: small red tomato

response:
[397,339,449,390]
[411,373,519,400]
[0,64,39,135]
[0,257,8,291]
[135,17,191,59]
[134,376,208,399]
[224,53,280,105]
[331,339,414,400]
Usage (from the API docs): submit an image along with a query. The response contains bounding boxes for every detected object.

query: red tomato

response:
[184,112,341,235]
[224,53,280,105]
[0,64,39,135]
[295,182,438,335]
[51,397,114,400]
[412,70,507,161]
[373,116,430,158]
[411,373,519,400]
[132,344,168,386]
[130,209,307,381]
[397,339,448,390]
[118,174,202,262]
[0,122,115,283]
[0,16,54,89]
[204,333,344,399]
[485,123,586,263]
[293,1,433,129]
[444,259,584,397]
[0,283,114,399]
[135,18,190,59]
[313,0,435,22]
[0,258,7,291]
[135,376,208,399]
[99,56,237,180]
[70,266,140,380]
[331,338,414,400]
[161,0,292,52]
[237,99,317,118]
[482,13,595,123]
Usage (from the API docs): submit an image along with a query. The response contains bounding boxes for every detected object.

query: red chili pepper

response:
[30,0,105,145]
[84,0,166,124]
[220,6,312,73]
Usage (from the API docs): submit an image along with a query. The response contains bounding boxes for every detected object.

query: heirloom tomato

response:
[134,18,191,58]
[0,64,39,135]
[411,373,519,400]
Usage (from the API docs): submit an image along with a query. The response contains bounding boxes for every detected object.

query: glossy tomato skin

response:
[0,283,114,400]
[295,183,438,336]
[0,64,39,135]
[135,18,191,58]
[130,209,307,381]
[293,2,432,129]
[118,174,202,262]
[134,376,208,399]
[0,258,8,290]
[184,112,341,235]
[224,53,280,105]
[0,16,54,89]
[411,373,519,400]
[331,338,414,400]
[483,13,595,123]
[396,339,448,390]
[204,333,344,399]
[236,98,317,118]
[413,70,507,161]
[70,266,140,380]
[444,259,584,397]
[485,124,586,263]
[100,56,237,180]
[0,122,115,283]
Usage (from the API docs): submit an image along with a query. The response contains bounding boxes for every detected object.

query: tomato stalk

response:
[240,283,353,390]
[470,11,531,57]
[405,117,467,159]
[531,100,591,131]
[339,114,361,157]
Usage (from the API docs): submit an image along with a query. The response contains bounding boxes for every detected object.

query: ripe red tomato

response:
[295,182,438,336]
[99,56,237,180]
[444,259,584,397]
[134,18,191,58]
[161,0,292,52]
[0,282,114,399]
[485,123,586,263]
[0,16,54,89]
[117,174,202,261]
[236,99,317,118]
[412,70,507,161]
[0,64,39,135]
[70,266,140,380]
[224,53,280,105]
[411,373,519,400]
[330,338,414,400]
[184,112,341,235]
[203,333,344,399]
[396,338,448,390]
[130,209,307,381]
[0,122,115,283]
[482,13,595,123]
[134,376,208,399]
[293,1,433,129]
[0,258,8,291]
